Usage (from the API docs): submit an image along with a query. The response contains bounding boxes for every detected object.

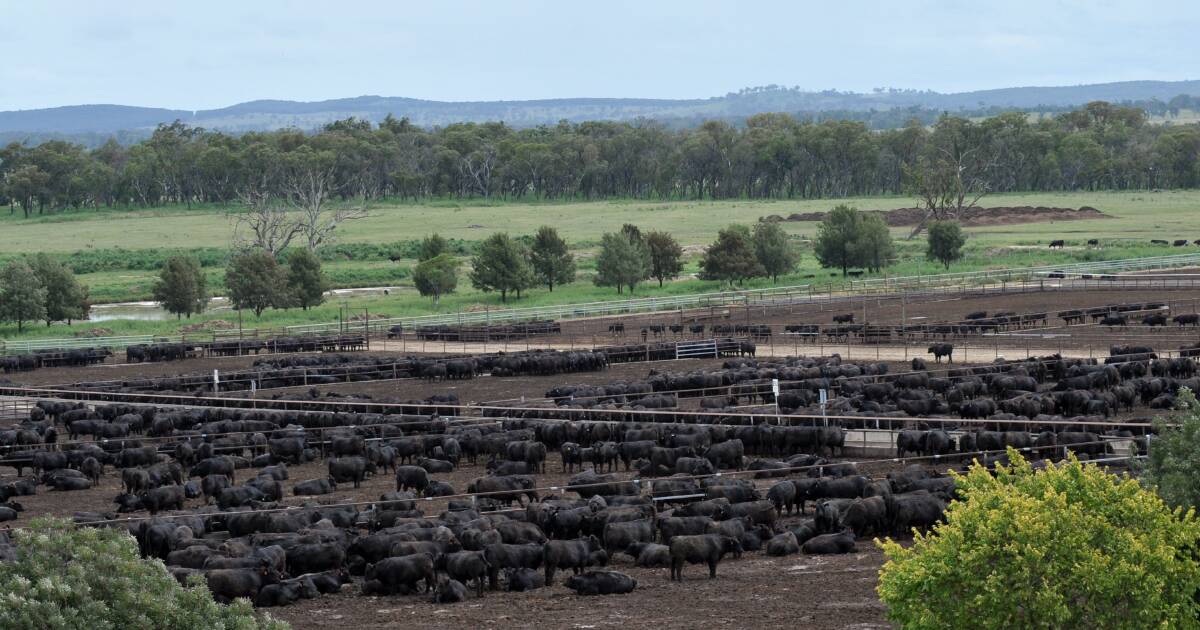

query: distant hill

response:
[2,79,1198,143]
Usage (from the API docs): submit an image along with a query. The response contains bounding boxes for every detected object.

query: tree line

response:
[407,207,966,304]
[0,207,971,329]
[2,101,1199,216]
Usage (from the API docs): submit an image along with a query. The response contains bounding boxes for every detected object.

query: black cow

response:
[1174,314,1200,327]
[668,534,742,581]
[1048,240,1065,248]
[801,531,857,554]
[927,343,954,363]
[565,570,637,596]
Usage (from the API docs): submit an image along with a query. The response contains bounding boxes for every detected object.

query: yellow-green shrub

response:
[878,449,1200,629]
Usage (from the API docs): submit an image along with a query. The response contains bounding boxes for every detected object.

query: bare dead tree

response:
[231,187,302,256]
[284,162,370,251]
[461,145,497,197]
[904,145,996,239]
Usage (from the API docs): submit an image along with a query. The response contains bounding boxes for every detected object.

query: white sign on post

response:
[771,379,781,425]
[213,369,219,394]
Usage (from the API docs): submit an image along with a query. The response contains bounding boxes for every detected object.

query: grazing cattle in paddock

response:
[1087,239,1099,246]
[608,324,625,336]
[1175,239,1190,247]
[1048,239,1065,248]
[832,313,855,324]
[1151,239,1169,245]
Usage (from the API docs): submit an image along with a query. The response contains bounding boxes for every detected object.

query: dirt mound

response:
[178,320,236,333]
[772,206,1109,227]
[72,327,114,338]
[348,312,390,322]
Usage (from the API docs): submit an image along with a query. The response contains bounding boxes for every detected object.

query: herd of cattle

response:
[48,349,613,395]
[126,335,369,363]
[389,320,563,342]
[0,345,1169,608]
[0,388,970,607]
[0,347,112,373]
[0,335,372,375]
[0,295,1186,610]
[1049,238,1200,248]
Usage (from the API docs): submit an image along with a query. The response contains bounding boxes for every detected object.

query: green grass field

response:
[3,190,1197,253]
[0,190,1196,340]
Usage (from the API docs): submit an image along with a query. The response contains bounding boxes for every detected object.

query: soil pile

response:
[768,206,1109,227]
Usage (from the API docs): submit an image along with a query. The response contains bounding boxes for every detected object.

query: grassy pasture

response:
[2,190,1197,254]
[0,190,1196,340]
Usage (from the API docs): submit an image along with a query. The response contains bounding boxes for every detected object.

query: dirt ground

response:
[268,545,891,630]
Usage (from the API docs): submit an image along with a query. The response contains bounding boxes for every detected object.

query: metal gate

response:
[675,339,718,359]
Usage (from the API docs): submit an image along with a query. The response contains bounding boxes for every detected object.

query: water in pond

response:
[84,286,405,322]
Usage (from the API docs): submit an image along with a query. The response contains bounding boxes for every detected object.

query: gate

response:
[675,339,718,360]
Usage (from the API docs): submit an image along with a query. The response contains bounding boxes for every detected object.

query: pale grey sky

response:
[1,0,1195,110]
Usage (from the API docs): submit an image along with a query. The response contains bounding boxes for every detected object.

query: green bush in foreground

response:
[878,450,1200,630]
[1145,388,1200,511]
[0,518,286,630]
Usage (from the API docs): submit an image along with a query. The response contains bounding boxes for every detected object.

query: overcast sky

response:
[2,0,1195,111]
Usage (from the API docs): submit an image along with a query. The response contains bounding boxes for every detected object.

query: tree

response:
[926,220,967,270]
[752,222,799,283]
[0,518,285,629]
[854,214,896,273]
[645,231,684,287]
[594,231,651,294]
[412,254,459,305]
[699,224,765,286]
[902,115,997,238]
[232,189,302,257]
[152,256,208,319]
[29,254,88,326]
[0,260,47,332]
[1145,388,1200,510]
[285,248,327,310]
[878,450,1200,629]
[5,164,50,218]
[620,223,643,243]
[417,233,449,262]
[529,226,575,291]
[813,205,861,276]
[226,249,285,317]
[283,146,370,250]
[469,232,533,302]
